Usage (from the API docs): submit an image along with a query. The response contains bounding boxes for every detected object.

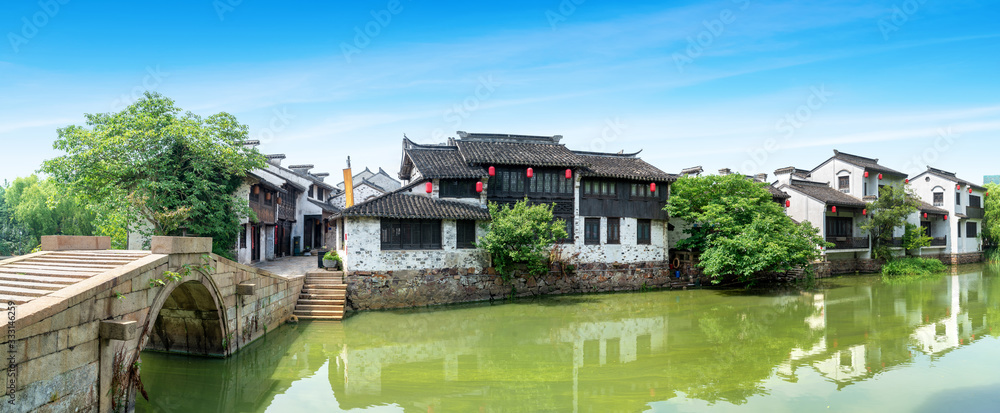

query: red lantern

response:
[924,212,928,219]
[831,206,837,213]
[476,181,483,193]
[565,169,572,179]
[969,187,973,194]
[878,173,883,180]
[905,179,910,184]
[864,171,869,178]
[526,167,533,178]
[944,215,949,221]
[650,182,656,193]
[957,184,962,191]
[425,182,433,193]
[488,166,495,177]
[785,200,791,208]
[863,209,868,216]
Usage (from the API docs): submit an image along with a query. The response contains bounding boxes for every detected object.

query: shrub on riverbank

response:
[881,257,947,282]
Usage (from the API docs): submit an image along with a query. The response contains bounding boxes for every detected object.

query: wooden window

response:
[249,186,260,203]
[826,217,853,237]
[630,183,659,199]
[956,192,961,206]
[637,219,652,245]
[967,222,978,239]
[584,218,600,245]
[456,220,477,249]
[380,219,442,250]
[933,192,944,206]
[557,217,574,244]
[607,217,620,244]
[582,180,616,198]
[838,176,850,190]
[441,179,478,198]
[970,195,982,208]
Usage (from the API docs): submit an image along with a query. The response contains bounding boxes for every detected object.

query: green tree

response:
[859,185,921,260]
[477,199,568,279]
[666,174,828,284]
[0,183,34,256]
[3,175,96,250]
[42,92,265,257]
[901,222,932,255]
[983,183,1000,249]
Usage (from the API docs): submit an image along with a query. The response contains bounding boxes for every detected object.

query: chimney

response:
[718,168,732,176]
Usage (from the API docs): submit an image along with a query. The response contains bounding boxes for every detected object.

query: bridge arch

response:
[142,276,230,357]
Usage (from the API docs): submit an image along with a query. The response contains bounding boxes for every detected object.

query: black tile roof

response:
[455,140,587,167]
[340,181,490,220]
[916,167,987,191]
[308,199,341,214]
[918,201,948,215]
[823,150,907,177]
[405,146,487,179]
[767,185,790,199]
[574,151,675,181]
[787,179,867,207]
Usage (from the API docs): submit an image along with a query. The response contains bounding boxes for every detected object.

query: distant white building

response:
[909,167,985,262]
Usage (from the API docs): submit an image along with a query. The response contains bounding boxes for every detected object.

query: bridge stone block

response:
[151,236,213,255]
[99,320,137,341]
[237,283,256,295]
[40,235,111,251]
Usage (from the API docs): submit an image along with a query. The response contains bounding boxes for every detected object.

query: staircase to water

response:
[293,270,346,320]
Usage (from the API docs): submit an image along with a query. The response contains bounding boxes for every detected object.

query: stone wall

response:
[3,236,304,413]
[812,259,885,278]
[919,252,984,265]
[345,261,694,311]
[562,218,668,263]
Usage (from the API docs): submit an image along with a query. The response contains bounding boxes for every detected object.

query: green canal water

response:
[136,264,1000,412]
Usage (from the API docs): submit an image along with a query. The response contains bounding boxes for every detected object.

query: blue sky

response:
[1,0,998,186]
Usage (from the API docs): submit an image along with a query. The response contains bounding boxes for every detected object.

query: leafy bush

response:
[477,199,567,280]
[881,257,947,282]
[323,250,341,262]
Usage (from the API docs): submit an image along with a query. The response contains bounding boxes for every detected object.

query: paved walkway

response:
[252,256,318,277]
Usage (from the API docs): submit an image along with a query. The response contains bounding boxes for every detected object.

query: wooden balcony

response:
[826,236,870,250]
[967,207,985,219]
[930,237,947,247]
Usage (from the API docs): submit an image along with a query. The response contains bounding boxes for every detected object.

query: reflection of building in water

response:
[780,272,992,388]
[337,338,478,395]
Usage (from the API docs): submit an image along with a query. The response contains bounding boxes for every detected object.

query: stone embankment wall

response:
[3,236,303,413]
[345,261,697,311]
[811,253,985,278]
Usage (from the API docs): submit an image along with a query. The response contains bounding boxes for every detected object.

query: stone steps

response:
[293,270,347,321]
[0,279,69,291]
[0,250,150,306]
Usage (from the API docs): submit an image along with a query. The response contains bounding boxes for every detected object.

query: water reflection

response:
[137,264,1000,412]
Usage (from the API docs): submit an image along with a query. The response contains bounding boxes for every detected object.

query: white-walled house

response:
[331,132,676,273]
[909,167,986,261]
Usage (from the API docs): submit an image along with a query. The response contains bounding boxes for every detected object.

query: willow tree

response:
[3,175,96,249]
[667,174,827,285]
[42,92,265,257]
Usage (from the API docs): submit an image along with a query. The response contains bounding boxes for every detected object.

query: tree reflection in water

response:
[137,264,1000,413]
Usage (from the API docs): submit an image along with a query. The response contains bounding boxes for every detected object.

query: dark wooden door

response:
[251,224,261,262]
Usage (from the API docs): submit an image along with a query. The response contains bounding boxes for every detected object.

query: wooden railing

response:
[826,236,870,250]
[967,207,985,219]
[931,237,947,247]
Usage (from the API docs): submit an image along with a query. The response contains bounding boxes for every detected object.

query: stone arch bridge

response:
[1,236,304,412]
